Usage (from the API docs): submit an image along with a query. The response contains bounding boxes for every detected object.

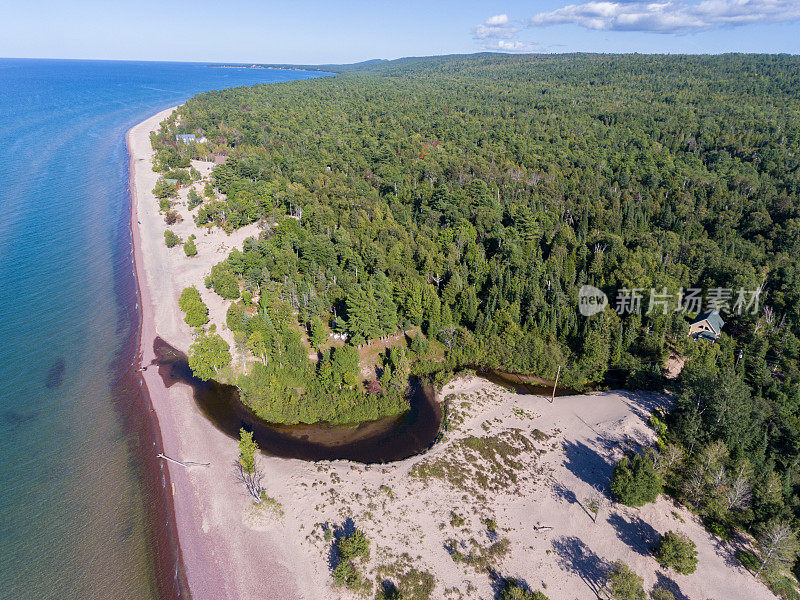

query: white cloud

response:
[474,13,519,39]
[526,0,800,33]
[484,39,542,52]
[474,13,542,52]
[485,14,510,26]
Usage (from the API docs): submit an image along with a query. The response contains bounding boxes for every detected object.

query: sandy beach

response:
[129,108,311,600]
[129,108,778,600]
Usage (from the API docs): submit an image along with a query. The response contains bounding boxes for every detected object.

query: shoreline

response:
[127,110,190,600]
[128,108,304,600]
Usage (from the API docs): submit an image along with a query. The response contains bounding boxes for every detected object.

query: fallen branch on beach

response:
[157,453,210,467]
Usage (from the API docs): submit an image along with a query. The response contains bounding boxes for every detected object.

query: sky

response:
[2,0,799,63]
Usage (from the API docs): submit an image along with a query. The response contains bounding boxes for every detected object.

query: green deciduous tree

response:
[208,263,239,299]
[236,428,263,501]
[178,286,209,327]
[238,428,258,474]
[330,345,360,388]
[153,178,177,199]
[188,332,231,381]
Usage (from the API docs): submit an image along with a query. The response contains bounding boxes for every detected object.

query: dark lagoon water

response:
[0,59,327,600]
[152,338,442,463]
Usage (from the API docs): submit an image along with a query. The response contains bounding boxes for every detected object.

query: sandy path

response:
[129,108,311,600]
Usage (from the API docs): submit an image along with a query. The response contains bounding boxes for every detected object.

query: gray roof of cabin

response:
[694,309,725,333]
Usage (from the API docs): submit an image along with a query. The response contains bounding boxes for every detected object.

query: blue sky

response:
[3,0,799,63]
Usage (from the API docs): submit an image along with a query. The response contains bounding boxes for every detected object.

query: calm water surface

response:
[0,59,327,600]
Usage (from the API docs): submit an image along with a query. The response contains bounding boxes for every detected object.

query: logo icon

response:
[578,285,608,317]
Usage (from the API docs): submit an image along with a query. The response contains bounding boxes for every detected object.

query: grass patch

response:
[376,556,436,600]
[445,536,511,571]
[410,429,537,502]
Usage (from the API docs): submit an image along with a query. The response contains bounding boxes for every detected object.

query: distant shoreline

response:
[208,64,339,74]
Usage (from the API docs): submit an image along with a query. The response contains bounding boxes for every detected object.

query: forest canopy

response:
[151,56,800,516]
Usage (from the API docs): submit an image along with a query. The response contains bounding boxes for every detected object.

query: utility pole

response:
[551,365,563,404]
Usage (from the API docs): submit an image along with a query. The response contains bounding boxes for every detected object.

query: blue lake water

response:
[0,59,327,600]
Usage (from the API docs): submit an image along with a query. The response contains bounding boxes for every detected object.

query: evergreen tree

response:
[611,453,662,507]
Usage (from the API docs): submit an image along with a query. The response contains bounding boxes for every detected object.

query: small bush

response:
[450,512,466,527]
[497,578,550,600]
[331,526,369,590]
[655,531,698,575]
[649,587,674,600]
[332,560,358,587]
[338,528,369,562]
[183,234,197,257]
[164,230,181,248]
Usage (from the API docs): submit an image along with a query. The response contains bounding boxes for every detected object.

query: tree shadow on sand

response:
[552,536,609,598]
[607,511,660,556]
[327,517,356,571]
[552,481,595,521]
[654,571,690,600]
[562,439,614,488]
[614,390,671,426]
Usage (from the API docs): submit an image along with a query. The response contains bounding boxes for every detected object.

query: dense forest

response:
[151,54,800,569]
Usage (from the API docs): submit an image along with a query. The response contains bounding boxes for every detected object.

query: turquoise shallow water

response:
[0,59,327,600]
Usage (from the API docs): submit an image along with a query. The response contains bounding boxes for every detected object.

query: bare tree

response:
[438,323,458,351]
[724,461,753,512]
[755,520,799,577]
[651,443,684,475]
[662,443,685,471]
[682,470,706,508]
[236,462,265,502]
[708,464,727,490]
